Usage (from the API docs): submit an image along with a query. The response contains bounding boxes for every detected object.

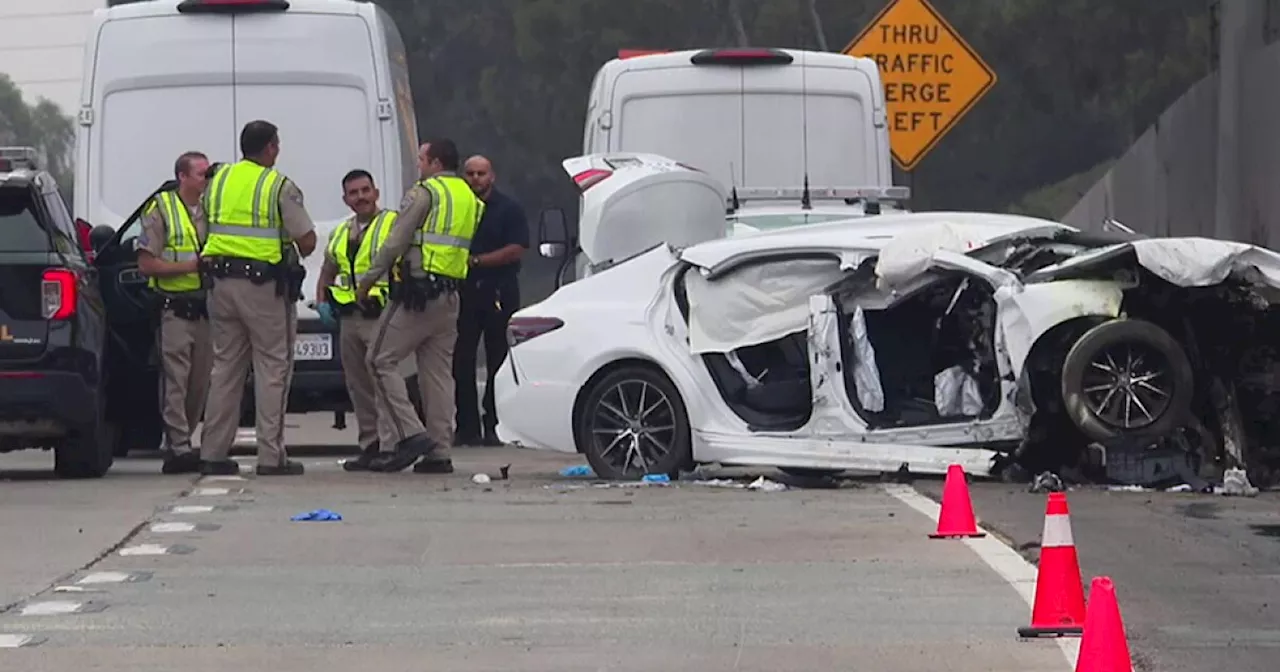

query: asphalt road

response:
[0,414,1074,671]
[916,479,1280,672]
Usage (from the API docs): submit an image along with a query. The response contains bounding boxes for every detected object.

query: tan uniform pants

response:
[338,314,381,452]
[157,309,212,456]
[367,292,459,456]
[200,278,296,466]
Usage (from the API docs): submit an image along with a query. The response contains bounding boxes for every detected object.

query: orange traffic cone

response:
[929,464,985,538]
[1074,576,1133,672]
[1018,492,1086,637]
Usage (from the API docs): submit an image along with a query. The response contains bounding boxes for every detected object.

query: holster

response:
[162,294,208,321]
[397,275,460,312]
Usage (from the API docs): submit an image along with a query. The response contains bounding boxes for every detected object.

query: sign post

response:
[843,0,996,175]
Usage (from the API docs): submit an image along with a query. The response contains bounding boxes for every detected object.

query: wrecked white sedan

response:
[495,210,1280,486]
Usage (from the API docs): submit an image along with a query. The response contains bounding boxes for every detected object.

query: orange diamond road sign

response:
[843,0,996,171]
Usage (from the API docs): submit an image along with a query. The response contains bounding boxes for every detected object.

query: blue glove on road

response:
[316,301,338,331]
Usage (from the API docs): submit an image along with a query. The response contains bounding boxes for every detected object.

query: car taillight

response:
[572,169,612,192]
[177,0,289,13]
[618,49,669,59]
[507,317,563,347]
[74,218,94,260]
[41,269,77,320]
[690,48,794,66]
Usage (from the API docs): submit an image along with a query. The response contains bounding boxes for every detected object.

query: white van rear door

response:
[88,14,237,227]
[229,10,383,317]
[608,66,745,189]
[740,53,881,189]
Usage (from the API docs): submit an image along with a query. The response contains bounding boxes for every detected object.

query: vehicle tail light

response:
[177,0,289,13]
[571,169,612,192]
[690,48,794,66]
[0,158,10,171]
[618,49,669,59]
[41,268,77,320]
[74,218,94,260]
[507,317,563,347]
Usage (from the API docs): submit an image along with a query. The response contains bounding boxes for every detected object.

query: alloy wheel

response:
[588,379,678,476]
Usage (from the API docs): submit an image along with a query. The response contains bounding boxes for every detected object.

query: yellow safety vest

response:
[200,160,287,264]
[327,210,396,305]
[145,190,203,293]
[417,175,484,280]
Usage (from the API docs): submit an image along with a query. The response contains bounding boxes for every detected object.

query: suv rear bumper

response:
[0,371,97,436]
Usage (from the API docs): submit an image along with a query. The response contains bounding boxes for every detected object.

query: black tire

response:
[55,395,115,479]
[405,374,427,425]
[574,366,691,480]
[1060,319,1193,443]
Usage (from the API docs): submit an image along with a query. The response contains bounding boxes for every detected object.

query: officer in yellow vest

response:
[136,150,213,475]
[197,120,318,477]
[354,139,484,474]
[313,169,397,471]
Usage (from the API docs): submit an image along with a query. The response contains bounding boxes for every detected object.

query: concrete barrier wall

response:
[1066,0,1280,246]
[1062,73,1219,236]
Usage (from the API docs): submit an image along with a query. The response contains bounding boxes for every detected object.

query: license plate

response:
[294,334,332,361]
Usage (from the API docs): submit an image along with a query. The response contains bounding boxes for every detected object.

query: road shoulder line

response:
[882,483,1079,669]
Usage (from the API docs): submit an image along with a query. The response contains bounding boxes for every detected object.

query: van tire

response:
[56,395,115,479]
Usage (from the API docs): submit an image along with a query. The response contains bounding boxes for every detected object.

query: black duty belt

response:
[334,299,384,319]
[389,274,461,311]
[162,294,208,321]
[201,256,281,286]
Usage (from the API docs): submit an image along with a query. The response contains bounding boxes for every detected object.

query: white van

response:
[540,48,906,287]
[73,0,421,439]
[583,47,893,193]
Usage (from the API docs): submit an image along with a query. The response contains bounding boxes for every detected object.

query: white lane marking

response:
[53,586,96,593]
[150,522,196,533]
[882,484,1079,668]
[203,475,246,482]
[77,571,135,585]
[21,601,84,616]
[190,487,230,496]
[171,505,214,514]
[119,544,171,556]
[0,634,42,647]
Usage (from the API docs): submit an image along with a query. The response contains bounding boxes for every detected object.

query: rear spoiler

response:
[729,185,910,207]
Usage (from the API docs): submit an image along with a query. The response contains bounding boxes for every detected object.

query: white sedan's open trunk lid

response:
[563,153,729,268]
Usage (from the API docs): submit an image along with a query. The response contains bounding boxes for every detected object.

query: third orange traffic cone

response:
[1018,492,1085,637]
[1074,576,1133,672]
[929,464,985,538]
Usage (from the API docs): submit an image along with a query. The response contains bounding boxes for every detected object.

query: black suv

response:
[0,148,115,477]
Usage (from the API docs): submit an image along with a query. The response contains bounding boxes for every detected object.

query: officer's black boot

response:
[161,450,201,475]
[369,433,431,472]
[199,459,240,476]
[481,425,503,447]
[413,439,454,474]
[342,442,382,472]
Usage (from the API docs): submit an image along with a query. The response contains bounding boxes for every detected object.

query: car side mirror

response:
[539,242,567,259]
[538,207,568,244]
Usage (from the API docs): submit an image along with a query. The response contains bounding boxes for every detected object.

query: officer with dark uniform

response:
[454,155,528,446]
[197,120,318,477]
[136,150,213,475]
[354,139,484,474]
[313,169,397,472]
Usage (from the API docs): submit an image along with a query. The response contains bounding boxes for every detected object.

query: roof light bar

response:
[730,186,910,203]
[690,48,794,66]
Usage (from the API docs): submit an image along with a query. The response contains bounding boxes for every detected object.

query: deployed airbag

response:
[687,258,846,354]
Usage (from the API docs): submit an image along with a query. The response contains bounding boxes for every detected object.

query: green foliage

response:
[0,74,76,199]
[375,0,1208,220]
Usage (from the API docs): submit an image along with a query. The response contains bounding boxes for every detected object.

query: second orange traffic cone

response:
[1018,492,1085,637]
[1074,576,1133,672]
[929,464,985,538]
